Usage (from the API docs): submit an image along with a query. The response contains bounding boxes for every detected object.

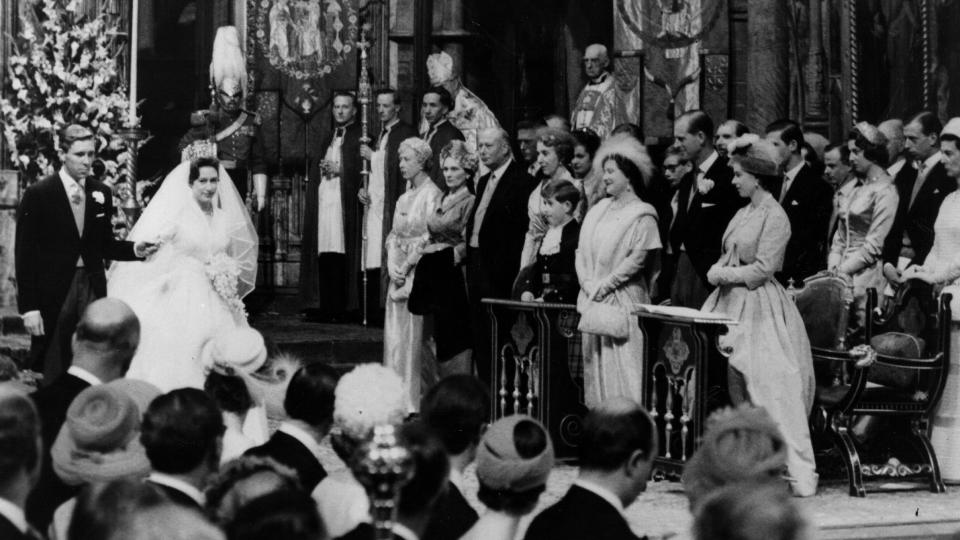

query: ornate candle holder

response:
[351,424,414,540]
[116,121,149,226]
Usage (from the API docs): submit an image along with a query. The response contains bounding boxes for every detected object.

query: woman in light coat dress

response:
[576,135,661,406]
[383,138,442,412]
[702,135,817,497]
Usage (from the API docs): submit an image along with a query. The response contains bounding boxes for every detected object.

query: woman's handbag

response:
[577,298,630,339]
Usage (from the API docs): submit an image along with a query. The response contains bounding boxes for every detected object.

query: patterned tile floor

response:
[317,442,960,539]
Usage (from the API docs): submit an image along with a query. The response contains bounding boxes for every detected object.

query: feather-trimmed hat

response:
[592,134,654,186]
[728,134,781,177]
[199,328,268,376]
[681,404,788,508]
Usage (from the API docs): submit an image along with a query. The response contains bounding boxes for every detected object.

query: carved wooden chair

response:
[796,273,951,496]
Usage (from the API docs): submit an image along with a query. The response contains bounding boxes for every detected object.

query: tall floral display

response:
[0,0,131,189]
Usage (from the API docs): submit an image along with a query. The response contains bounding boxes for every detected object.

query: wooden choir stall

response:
[485,299,735,471]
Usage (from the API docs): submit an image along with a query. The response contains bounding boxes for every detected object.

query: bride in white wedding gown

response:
[108,157,258,391]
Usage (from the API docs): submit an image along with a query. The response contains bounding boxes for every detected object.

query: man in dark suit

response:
[765,119,833,287]
[420,375,489,540]
[301,92,364,323]
[421,86,465,189]
[358,88,418,326]
[669,110,742,308]
[883,112,955,287]
[0,387,43,540]
[466,128,538,383]
[142,389,224,511]
[524,398,658,540]
[15,124,156,381]
[655,146,693,303]
[25,298,140,529]
[246,363,338,492]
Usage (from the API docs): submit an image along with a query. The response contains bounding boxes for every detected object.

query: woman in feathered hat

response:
[701,135,818,497]
[575,134,662,406]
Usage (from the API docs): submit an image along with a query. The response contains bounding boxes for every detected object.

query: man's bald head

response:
[878,118,906,166]
[72,298,140,380]
[477,127,512,169]
[583,44,610,79]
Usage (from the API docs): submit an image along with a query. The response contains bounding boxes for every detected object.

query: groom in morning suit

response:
[16,124,157,383]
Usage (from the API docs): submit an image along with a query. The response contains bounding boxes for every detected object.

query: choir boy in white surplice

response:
[358,89,417,325]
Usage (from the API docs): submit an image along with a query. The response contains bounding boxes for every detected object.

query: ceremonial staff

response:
[358,24,373,327]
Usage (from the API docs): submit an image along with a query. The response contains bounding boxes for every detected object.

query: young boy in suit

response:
[520,180,581,303]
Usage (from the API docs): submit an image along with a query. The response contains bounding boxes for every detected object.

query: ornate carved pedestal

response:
[637,309,735,480]
[484,299,588,460]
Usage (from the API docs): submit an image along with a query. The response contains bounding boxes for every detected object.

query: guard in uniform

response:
[178,26,268,210]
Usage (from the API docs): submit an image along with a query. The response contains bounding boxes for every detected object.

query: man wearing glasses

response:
[571,44,617,139]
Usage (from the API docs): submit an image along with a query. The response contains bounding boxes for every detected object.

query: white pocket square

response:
[96,212,105,218]
[791,200,799,206]
[701,202,716,208]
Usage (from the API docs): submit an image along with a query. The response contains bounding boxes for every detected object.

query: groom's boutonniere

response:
[92,191,105,205]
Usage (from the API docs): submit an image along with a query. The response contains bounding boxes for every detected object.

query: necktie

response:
[70,182,85,235]
[780,174,790,203]
[909,161,928,208]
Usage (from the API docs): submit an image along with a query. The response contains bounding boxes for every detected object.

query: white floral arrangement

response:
[204,252,247,318]
[333,364,406,441]
[0,0,131,188]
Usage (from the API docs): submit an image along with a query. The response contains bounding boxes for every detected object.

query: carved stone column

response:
[804,0,826,124]
[746,0,789,131]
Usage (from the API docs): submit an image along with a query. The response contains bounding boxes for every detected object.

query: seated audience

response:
[314,364,407,538]
[519,180,582,303]
[69,479,223,540]
[0,385,42,540]
[226,490,323,540]
[141,388,225,510]
[201,328,272,465]
[206,456,301,526]
[245,362,338,491]
[338,421,450,540]
[27,297,140,529]
[524,398,656,540]
[420,375,490,540]
[682,405,789,510]
[461,414,554,540]
[48,378,162,539]
[693,483,812,540]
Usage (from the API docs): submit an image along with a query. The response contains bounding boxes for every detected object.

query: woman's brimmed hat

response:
[200,328,268,376]
[475,414,555,492]
[51,379,161,485]
[854,121,887,147]
[728,134,781,177]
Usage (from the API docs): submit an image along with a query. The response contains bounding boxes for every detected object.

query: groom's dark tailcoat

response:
[15,173,138,379]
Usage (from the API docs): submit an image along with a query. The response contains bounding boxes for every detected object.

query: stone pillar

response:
[746,0,789,131]
[804,0,827,123]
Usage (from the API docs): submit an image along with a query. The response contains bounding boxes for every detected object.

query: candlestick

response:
[128,0,139,126]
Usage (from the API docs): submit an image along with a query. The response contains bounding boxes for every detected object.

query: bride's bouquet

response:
[205,253,247,318]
